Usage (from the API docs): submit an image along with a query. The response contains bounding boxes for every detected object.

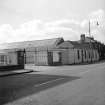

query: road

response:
[0,62,105,105]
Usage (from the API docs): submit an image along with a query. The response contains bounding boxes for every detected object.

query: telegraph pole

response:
[89,20,92,62]
[89,20,91,37]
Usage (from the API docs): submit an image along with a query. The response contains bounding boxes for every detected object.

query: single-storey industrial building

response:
[0,35,99,66]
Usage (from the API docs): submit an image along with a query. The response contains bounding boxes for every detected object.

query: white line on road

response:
[78,67,99,75]
[34,78,65,87]
[79,70,92,75]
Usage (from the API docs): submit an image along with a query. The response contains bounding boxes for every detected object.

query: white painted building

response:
[0,36,100,66]
[58,40,99,65]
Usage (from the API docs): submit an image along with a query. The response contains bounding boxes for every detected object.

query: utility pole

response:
[89,20,91,38]
[89,20,92,62]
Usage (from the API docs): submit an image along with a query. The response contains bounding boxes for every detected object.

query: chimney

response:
[80,34,85,43]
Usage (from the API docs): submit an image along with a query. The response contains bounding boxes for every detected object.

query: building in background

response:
[58,40,99,65]
[0,38,64,66]
[0,50,8,66]
[0,34,104,67]
[78,34,105,60]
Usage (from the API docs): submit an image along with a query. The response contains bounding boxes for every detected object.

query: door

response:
[17,51,24,65]
[48,52,53,65]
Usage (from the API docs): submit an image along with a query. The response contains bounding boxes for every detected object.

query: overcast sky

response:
[0,0,105,43]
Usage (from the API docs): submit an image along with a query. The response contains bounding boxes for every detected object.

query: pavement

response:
[1,62,104,105]
[0,69,34,77]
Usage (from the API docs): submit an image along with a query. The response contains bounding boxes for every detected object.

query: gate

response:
[17,51,24,66]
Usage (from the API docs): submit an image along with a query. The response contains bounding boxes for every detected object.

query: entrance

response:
[17,51,24,66]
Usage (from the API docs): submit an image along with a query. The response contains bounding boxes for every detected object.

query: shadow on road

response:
[0,73,80,105]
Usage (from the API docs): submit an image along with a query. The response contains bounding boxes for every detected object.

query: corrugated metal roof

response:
[0,37,64,50]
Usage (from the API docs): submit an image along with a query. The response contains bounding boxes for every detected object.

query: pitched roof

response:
[57,41,74,49]
[0,37,64,50]
[69,41,91,49]
[0,50,7,54]
[58,41,92,49]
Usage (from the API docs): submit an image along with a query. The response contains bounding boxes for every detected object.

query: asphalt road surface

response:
[0,62,105,105]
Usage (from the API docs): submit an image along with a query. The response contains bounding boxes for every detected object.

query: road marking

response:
[78,67,99,75]
[34,78,65,87]
[79,70,92,75]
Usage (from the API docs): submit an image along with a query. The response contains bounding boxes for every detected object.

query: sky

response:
[0,0,105,43]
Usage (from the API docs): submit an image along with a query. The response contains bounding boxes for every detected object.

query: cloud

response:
[46,19,80,28]
[15,20,45,37]
[82,9,105,28]
[89,9,105,20]
[44,26,80,40]
[89,9,105,43]
[0,9,105,44]
[0,19,81,43]
[0,24,15,43]
[81,9,105,43]
[44,19,82,40]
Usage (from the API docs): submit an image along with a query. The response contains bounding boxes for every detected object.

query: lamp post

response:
[88,20,93,62]
[89,20,91,38]
[88,20,100,62]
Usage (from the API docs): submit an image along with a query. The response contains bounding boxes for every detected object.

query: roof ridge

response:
[0,37,63,45]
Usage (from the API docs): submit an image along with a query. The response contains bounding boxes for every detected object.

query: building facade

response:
[0,35,102,66]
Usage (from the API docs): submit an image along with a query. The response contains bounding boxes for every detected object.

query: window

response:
[77,50,80,59]
[95,52,97,58]
[1,55,5,62]
[92,51,94,58]
[89,52,90,59]
[53,52,59,62]
[85,50,86,59]
[0,55,7,65]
